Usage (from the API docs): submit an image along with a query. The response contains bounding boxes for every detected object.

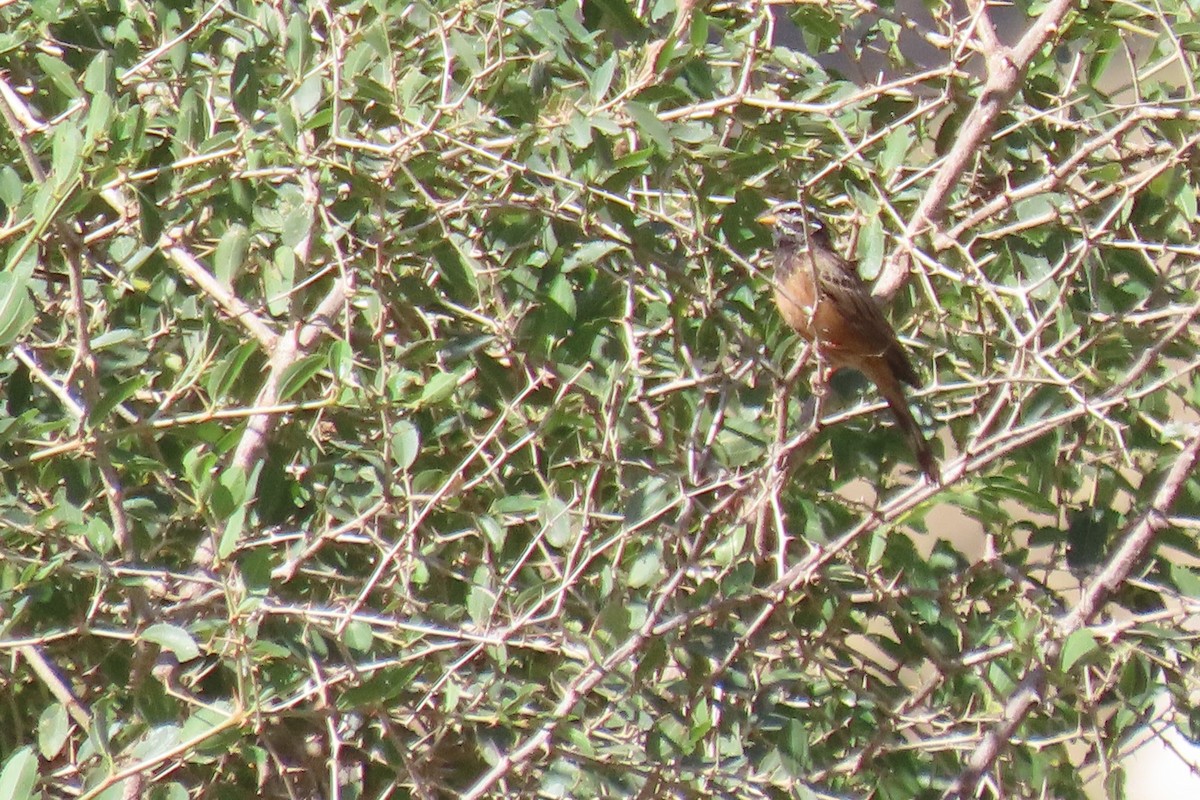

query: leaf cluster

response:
[0,1,1199,798]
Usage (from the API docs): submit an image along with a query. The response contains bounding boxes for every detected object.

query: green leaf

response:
[540,497,572,548]
[711,525,746,567]
[1066,507,1116,572]
[343,621,374,652]
[285,11,314,75]
[415,372,458,407]
[867,528,887,568]
[563,241,622,272]
[0,273,35,347]
[611,146,653,170]
[1171,563,1200,599]
[214,223,250,286]
[90,328,138,350]
[0,746,37,800]
[589,53,618,103]
[879,126,913,177]
[855,216,886,280]
[586,0,643,35]
[137,185,163,243]
[625,476,673,529]
[435,235,481,302]
[38,704,70,760]
[265,246,296,316]
[178,702,236,750]
[336,666,420,709]
[276,353,328,401]
[1087,28,1120,84]
[467,584,496,626]
[625,102,672,153]
[291,73,323,119]
[85,516,114,555]
[479,515,506,551]
[217,462,262,559]
[142,623,201,662]
[51,122,83,191]
[35,52,80,98]
[127,724,182,762]
[231,50,261,120]
[782,718,811,773]
[565,112,593,148]
[391,420,420,470]
[280,204,313,250]
[207,340,260,400]
[88,375,148,426]
[627,544,662,588]
[0,166,21,207]
[545,274,576,319]
[217,512,245,561]
[1060,629,1098,673]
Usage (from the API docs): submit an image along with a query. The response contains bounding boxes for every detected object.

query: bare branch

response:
[874,0,1078,300]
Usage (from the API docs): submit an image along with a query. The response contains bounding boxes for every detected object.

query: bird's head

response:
[756,202,826,250]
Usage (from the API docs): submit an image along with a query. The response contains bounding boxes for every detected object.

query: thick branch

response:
[874,0,1077,300]
[187,278,350,573]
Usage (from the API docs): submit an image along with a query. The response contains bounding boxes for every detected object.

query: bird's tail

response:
[880,385,940,484]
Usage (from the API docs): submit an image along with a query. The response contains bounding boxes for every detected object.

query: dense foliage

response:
[2,0,1199,798]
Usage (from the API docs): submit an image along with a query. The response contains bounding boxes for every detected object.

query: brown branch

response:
[873,0,1078,300]
[165,243,279,350]
[228,278,349,474]
[944,426,1200,798]
[188,277,350,573]
[17,645,93,729]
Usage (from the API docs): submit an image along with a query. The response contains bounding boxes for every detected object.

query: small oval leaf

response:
[0,745,38,800]
[1060,629,1099,673]
[0,273,35,348]
[276,353,328,401]
[142,623,201,662]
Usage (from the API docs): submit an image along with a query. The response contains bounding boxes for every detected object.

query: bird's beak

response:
[756,213,777,226]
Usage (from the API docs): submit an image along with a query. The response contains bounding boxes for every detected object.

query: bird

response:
[757,202,939,483]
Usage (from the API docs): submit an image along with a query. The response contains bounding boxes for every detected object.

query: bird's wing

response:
[818,260,921,388]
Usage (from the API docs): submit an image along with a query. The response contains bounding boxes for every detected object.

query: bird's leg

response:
[778,342,813,440]
[810,348,832,399]
[810,367,829,427]
[795,345,828,434]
